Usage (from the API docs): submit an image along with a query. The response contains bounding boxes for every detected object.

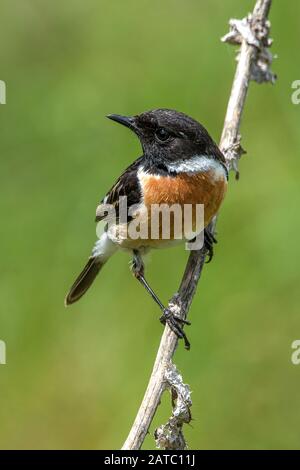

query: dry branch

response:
[122,0,275,451]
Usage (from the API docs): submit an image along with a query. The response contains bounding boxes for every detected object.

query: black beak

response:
[106,114,137,132]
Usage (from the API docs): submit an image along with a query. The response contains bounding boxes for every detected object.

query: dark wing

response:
[95,156,144,223]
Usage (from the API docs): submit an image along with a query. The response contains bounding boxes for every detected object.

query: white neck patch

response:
[138,155,227,182]
[166,155,227,180]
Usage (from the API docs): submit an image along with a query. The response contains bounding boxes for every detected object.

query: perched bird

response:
[65,109,228,349]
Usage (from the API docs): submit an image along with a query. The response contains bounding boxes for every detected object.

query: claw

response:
[204,228,217,263]
[160,309,191,350]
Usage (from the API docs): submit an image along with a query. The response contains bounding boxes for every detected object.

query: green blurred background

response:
[0,0,299,450]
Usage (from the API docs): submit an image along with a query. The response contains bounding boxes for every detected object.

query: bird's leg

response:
[204,227,218,263]
[131,250,164,310]
[131,250,191,350]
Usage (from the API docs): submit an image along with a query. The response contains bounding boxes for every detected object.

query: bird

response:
[65,109,228,349]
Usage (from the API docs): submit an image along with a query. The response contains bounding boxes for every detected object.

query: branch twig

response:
[122,0,275,451]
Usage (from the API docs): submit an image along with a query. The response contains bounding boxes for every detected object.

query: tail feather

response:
[65,232,117,306]
[65,257,103,305]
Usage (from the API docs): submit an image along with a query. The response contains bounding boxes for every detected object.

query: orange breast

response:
[140,171,227,228]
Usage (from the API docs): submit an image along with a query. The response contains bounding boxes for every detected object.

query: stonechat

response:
[65,109,228,349]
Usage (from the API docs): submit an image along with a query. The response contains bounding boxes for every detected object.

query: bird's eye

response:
[155,127,171,143]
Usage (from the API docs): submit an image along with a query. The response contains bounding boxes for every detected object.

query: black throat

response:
[142,157,178,177]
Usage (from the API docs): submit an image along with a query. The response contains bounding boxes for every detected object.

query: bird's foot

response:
[160,309,191,350]
[204,228,218,263]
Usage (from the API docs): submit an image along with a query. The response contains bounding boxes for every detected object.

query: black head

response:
[107,109,224,164]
